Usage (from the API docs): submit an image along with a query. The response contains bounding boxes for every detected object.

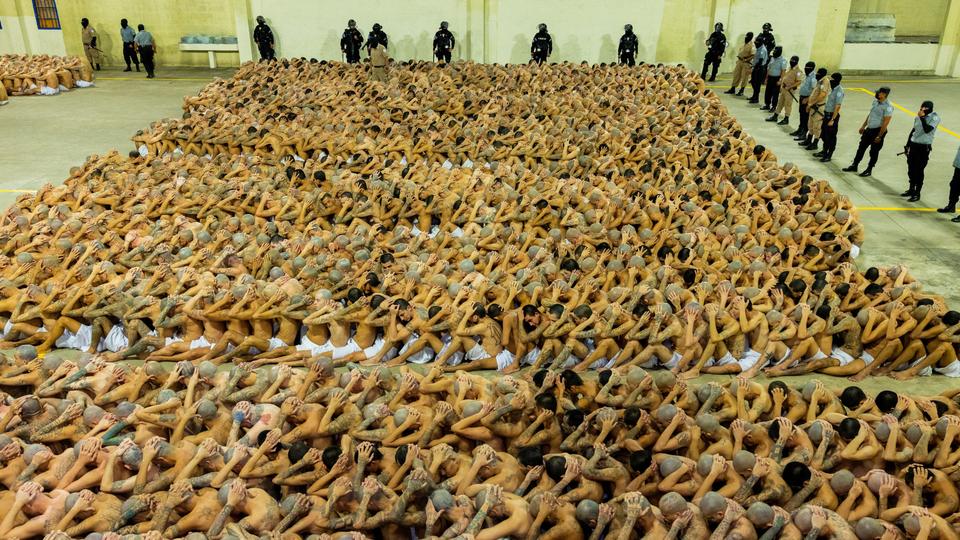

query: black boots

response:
[859,168,873,177]
[842,165,858,172]
[724,88,736,94]
[937,205,956,213]
[766,114,778,122]
[777,116,790,125]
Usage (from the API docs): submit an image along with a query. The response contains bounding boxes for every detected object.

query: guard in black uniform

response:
[531,23,552,64]
[701,22,726,81]
[433,21,455,63]
[253,16,275,61]
[757,22,775,63]
[618,24,638,66]
[367,23,388,55]
[340,19,364,63]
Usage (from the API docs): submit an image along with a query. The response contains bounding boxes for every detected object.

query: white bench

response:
[179,43,240,68]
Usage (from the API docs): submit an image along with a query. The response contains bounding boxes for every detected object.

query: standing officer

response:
[802,68,830,151]
[618,24,638,66]
[936,145,960,218]
[757,22,776,57]
[701,22,726,81]
[767,55,801,125]
[253,16,276,61]
[367,23,388,56]
[842,87,893,178]
[747,35,767,104]
[725,32,754,96]
[433,21,455,63]
[815,72,844,162]
[340,20,364,63]
[531,23,552,64]
[369,36,390,82]
[81,18,101,71]
[903,100,941,202]
[791,61,817,140]
[120,19,139,72]
[761,46,786,111]
[134,23,155,78]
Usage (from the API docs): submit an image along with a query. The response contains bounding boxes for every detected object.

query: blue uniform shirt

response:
[121,26,136,43]
[825,85,844,113]
[798,72,816,97]
[910,112,940,145]
[752,45,767,67]
[865,99,893,129]
[134,30,154,47]
[767,56,786,76]
[953,145,960,168]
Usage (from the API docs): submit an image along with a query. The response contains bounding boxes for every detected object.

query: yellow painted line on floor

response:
[857,206,937,212]
[850,88,960,140]
[0,189,37,193]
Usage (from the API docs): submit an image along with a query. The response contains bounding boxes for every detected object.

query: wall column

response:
[934,0,960,75]
[233,0,255,63]
[810,0,850,68]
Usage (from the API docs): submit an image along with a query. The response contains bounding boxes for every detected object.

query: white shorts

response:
[810,349,829,361]
[496,349,516,371]
[190,336,213,349]
[520,347,541,366]
[465,342,488,362]
[708,352,737,367]
[463,159,475,168]
[831,348,856,366]
[296,335,335,355]
[442,160,454,169]
[103,326,129,352]
[76,80,94,88]
[862,350,875,366]
[399,333,435,364]
[268,337,287,351]
[165,335,183,347]
[334,340,362,359]
[663,351,683,369]
[739,349,763,371]
[451,227,464,238]
[438,334,464,366]
[935,360,960,377]
[55,324,94,351]
[39,86,59,96]
[851,244,861,258]
[363,337,398,362]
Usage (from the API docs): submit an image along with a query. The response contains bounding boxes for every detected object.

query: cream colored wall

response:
[850,0,948,36]
[840,42,938,70]
[248,0,473,62]
[3,0,959,75]
[0,0,66,56]
[55,0,240,67]
[488,0,665,64]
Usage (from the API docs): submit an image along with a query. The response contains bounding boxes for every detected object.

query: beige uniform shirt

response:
[808,78,831,109]
[779,66,802,91]
[82,26,97,47]
[370,44,389,67]
[736,42,755,65]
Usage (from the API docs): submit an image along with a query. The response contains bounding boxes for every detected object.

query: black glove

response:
[91,37,97,48]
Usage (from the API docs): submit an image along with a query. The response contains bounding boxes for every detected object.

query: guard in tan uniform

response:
[801,67,830,151]
[724,32,754,96]
[81,18,101,71]
[369,37,389,83]
[767,55,801,125]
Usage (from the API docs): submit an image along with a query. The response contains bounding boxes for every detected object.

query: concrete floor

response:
[1,68,960,396]
[712,76,960,308]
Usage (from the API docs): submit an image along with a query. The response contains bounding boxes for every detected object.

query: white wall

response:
[839,42,939,71]
[0,16,66,56]
[489,0,665,64]
[248,0,473,62]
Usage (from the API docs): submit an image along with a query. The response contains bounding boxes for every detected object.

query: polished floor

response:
[1,67,959,395]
